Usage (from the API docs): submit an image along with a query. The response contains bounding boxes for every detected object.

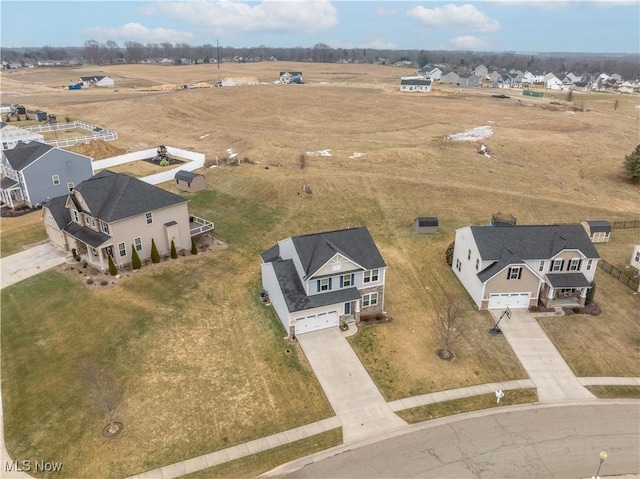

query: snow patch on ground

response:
[446,126,493,141]
[306,149,332,156]
[349,152,364,159]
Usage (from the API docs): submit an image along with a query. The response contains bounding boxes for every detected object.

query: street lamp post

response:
[592,451,608,479]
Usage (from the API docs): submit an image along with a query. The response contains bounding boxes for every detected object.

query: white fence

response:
[22,120,118,147]
[93,146,205,185]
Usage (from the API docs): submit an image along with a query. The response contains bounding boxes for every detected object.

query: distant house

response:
[458,74,480,87]
[418,64,442,80]
[545,73,563,90]
[79,75,114,87]
[493,74,513,89]
[523,70,545,85]
[452,224,599,310]
[414,217,438,234]
[630,245,640,293]
[279,72,303,84]
[42,170,214,272]
[581,220,611,243]
[0,140,93,209]
[260,227,386,337]
[441,71,460,85]
[1,122,45,150]
[473,65,489,78]
[175,170,206,193]
[400,77,432,92]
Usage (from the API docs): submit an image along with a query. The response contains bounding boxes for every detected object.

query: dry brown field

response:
[1,62,639,478]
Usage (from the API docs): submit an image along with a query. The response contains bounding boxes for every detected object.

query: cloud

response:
[407,3,500,33]
[80,23,194,43]
[374,6,395,16]
[140,0,338,35]
[448,35,494,50]
[328,37,397,49]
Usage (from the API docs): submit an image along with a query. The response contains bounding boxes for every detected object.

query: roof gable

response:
[73,170,188,222]
[291,226,386,277]
[3,141,53,170]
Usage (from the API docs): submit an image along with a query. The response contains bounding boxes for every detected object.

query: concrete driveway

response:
[491,309,596,402]
[296,328,407,444]
[0,242,67,289]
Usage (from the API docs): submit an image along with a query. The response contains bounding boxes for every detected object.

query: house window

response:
[317,278,332,292]
[569,259,581,271]
[586,259,593,270]
[507,267,522,280]
[539,261,545,272]
[134,237,143,252]
[467,249,471,260]
[101,221,109,234]
[67,182,74,192]
[118,242,126,257]
[635,252,640,263]
[455,259,462,272]
[552,259,564,272]
[340,273,354,288]
[475,258,480,271]
[364,269,379,283]
[145,212,153,224]
[362,292,378,307]
[84,215,95,227]
[72,210,79,223]
[52,175,60,185]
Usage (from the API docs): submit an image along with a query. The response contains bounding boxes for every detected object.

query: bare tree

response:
[81,359,123,435]
[435,294,466,360]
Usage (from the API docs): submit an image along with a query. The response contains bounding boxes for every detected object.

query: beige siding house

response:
[453,224,600,310]
[42,170,213,272]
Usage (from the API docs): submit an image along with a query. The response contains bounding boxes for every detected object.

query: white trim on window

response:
[364,269,380,283]
[52,174,60,185]
[67,182,74,192]
[72,209,79,223]
[362,292,378,307]
[134,236,143,251]
[118,242,126,257]
[145,212,153,224]
[538,260,545,272]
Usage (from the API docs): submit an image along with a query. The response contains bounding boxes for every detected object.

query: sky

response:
[1,1,639,54]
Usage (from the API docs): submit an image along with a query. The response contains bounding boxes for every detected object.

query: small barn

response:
[581,220,611,243]
[415,217,438,234]
[79,76,114,87]
[280,72,303,84]
[175,170,206,192]
[401,77,432,92]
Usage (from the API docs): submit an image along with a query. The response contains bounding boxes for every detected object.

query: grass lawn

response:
[2,63,639,478]
[397,389,538,424]
[0,210,48,257]
[538,270,640,378]
[594,228,640,274]
[586,386,640,399]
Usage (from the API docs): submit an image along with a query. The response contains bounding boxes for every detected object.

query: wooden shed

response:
[581,220,611,243]
[175,170,206,193]
[415,217,438,234]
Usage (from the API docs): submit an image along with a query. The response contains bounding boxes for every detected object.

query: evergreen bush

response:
[108,255,117,276]
[170,240,178,259]
[131,246,141,269]
[191,238,198,255]
[151,239,160,263]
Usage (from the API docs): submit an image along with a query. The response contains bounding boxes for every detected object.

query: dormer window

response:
[568,259,582,271]
[552,259,564,272]
[72,210,79,223]
[317,278,332,292]
[507,267,522,280]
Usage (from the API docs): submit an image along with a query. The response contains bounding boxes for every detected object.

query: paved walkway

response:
[296,328,407,443]
[490,309,597,402]
[0,241,67,289]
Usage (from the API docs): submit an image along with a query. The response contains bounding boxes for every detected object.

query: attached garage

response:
[488,293,530,310]
[295,311,339,335]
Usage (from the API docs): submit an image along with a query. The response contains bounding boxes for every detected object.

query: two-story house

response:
[0,140,93,209]
[260,227,386,337]
[452,224,600,310]
[42,170,213,272]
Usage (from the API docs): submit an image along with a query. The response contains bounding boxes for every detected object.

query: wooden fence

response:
[598,259,640,291]
[611,220,640,229]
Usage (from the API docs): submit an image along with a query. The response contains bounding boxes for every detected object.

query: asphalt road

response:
[280,402,639,479]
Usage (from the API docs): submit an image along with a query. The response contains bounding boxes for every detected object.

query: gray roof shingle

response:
[74,170,187,222]
[3,141,53,170]
[290,226,386,277]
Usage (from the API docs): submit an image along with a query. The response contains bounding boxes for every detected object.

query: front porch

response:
[541,273,592,308]
[0,178,28,209]
[189,214,214,236]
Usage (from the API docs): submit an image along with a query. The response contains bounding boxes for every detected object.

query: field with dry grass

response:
[1,62,639,478]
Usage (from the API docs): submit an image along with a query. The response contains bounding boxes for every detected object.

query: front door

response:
[344,302,351,315]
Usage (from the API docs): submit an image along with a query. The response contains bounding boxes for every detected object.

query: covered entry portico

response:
[63,222,113,272]
[542,273,592,308]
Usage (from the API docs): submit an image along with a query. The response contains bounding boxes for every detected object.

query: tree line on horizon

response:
[2,41,638,79]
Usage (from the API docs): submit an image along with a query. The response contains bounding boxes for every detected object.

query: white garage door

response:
[488,293,530,310]
[295,311,339,335]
